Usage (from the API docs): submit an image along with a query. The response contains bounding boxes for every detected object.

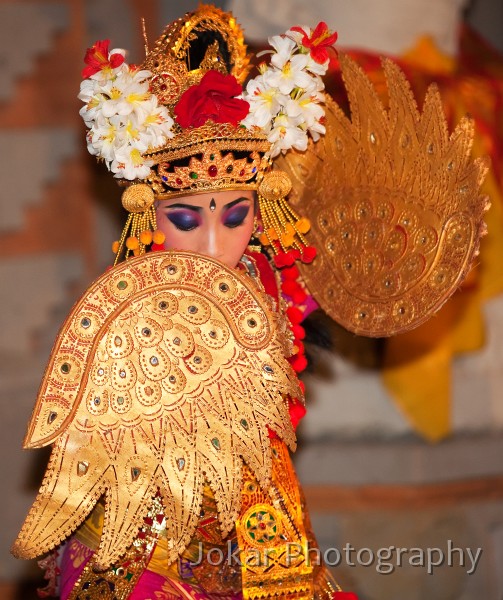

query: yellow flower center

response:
[144,113,159,125]
[103,124,116,142]
[109,86,122,100]
[130,148,144,166]
[126,92,149,105]
[88,97,100,109]
[282,61,292,77]
[126,120,139,139]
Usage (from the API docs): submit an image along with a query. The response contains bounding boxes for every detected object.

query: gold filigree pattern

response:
[146,128,270,198]
[236,441,314,600]
[154,147,265,199]
[138,5,270,199]
[69,494,166,600]
[144,4,250,104]
[276,53,489,336]
[12,251,302,570]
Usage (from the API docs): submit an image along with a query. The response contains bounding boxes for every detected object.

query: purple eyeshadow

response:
[223,204,250,228]
[167,210,201,231]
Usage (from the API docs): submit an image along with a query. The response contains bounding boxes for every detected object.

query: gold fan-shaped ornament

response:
[12,251,300,569]
[276,53,490,337]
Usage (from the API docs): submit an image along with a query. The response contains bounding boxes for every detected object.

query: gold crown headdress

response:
[78,5,336,264]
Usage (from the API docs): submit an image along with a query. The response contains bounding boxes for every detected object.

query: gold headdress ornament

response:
[78,5,335,265]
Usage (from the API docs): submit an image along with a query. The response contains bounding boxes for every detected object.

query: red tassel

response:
[291,354,308,373]
[283,265,300,280]
[273,252,287,268]
[301,246,317,263]
[286,306,303,324]
[292,324,305,340]
[288,401,307,428]
[292,289,307,304]
[282,279,298,296]
[283,250,296,266]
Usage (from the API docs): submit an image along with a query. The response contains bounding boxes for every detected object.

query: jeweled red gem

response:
[175,178,183,185]
[208,165,218,177]
[239,169,245,176]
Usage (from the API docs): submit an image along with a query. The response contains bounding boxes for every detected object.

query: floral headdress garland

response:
[241,22,337,267]
[78,40,175,257]
[242,22,337,157]
[77,23,337,265]
[78,40,175,180]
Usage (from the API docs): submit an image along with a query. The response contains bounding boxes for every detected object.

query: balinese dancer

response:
[12,5,488,599]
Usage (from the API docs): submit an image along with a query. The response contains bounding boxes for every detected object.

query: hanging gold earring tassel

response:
[112,184,165,265]
[257,170,316,267]
[113,213,134,266]
[278,197,311,245]
[258,172,306,252]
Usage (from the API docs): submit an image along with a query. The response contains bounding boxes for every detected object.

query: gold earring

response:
[247,216,262,252]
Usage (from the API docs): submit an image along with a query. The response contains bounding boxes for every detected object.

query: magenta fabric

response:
[59,540,93,599]
[58,538,243,599]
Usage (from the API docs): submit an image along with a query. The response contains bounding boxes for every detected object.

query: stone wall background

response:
[0,1,502,598]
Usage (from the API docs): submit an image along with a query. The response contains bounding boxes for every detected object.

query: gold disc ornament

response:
[121,183,155,213]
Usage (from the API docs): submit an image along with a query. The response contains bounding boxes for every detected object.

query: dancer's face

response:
[155,190,255,268]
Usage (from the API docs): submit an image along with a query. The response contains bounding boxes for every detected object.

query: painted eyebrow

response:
[163,197,250,212]
[164,203,202,212]
[223,197,251,210]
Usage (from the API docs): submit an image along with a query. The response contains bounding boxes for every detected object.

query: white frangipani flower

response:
[267,54,312,95]
[79,47,175,180]
[306,56,330,76]
[111,143,153,180]
[240,76,288,130]
[268,35,297,69]
[99,71,151,118]
[88,48,127,84]
[136,97,175,147]
[268,114,309,156]
[293,91,325,124]
[241,22,334,156]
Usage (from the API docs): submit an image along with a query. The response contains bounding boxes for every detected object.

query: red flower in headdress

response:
[174,70,250,129]
[82,39,125,78]
[290,22,338,64]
